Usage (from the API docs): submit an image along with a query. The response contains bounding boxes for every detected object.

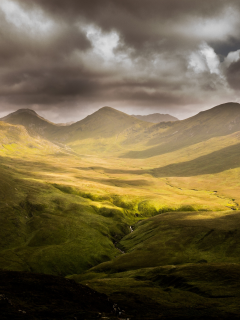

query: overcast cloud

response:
[0,0,240,122]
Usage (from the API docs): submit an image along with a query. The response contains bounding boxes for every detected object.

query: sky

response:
[0,0,240,122]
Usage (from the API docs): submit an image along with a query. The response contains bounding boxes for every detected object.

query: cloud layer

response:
[0,0,240,121]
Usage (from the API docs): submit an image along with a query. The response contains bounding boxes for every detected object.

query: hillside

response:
[71,210,240,318]
[0,270,114,319]
[59,106,147,140]
[0,120,60,156]
[1,107,151,154]
[2,103,240,157]
[52,106,151,154]
[132,113,178,123]
[122,102,240,158]
[1,102,240,318]
[0,109,61,139]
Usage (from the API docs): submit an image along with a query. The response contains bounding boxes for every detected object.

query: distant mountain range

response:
[132,113,178,123]
[1,103,240,157]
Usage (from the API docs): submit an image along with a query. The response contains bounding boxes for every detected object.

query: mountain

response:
[49,106,151,153]
[2,103,240,157]
[0,120,60,156]
[123,102,240,158]
[132,113,178,123]
[58,106,148,139]
[0,109,60,138]
[1,107,151,153]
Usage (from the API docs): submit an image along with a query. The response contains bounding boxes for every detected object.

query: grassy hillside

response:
[1,103,240,318]
[0,158,132,276]
[0,120,61,156]
[73,263,240,318]
[71,211,240,318]
[122,102,240,158]
[87,210,240,272]
[3,103,240,158]
[1,107,151,155]
[0,109,61,138]
[55,106,151,154]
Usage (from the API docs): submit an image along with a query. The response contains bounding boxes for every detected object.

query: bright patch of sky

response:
[200,44,220,74]
[188,43,220,74]
[85,25,119,61]
[0,0,54,34]
[180,7,240,41]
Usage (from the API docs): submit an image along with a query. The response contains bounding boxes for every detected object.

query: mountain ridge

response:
[132,113,178,123]
[1,102,240,157]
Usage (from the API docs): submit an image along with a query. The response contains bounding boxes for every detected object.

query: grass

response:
[70,263,240,318]
[1,104,240,317]
[70,211,240,317]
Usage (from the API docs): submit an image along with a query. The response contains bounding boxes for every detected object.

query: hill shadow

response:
[75,175,152,187]
[151,142,240,177]
[76,142,240,178]
[121,133,240,159]
[74,166,144,175]
[120,139,205,159]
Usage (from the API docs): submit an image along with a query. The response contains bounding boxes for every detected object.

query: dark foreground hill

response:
[132,113,178,123]
[0,270,115,320]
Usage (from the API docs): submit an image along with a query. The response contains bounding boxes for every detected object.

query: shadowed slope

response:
[71,211,240,319]
[151,141,240,177]
[0,109,61,138]
[57,106,149,141]
[84,210,240,274]
[0,270,113,319]
[132,113,178,123]
[0,120,60,155]
[52,106,151,154]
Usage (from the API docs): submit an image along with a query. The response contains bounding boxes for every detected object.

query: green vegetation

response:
[1,103,240,317]
[70,210,240,317]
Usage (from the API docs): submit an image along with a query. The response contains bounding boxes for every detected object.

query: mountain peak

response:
[97,106,123,114]
[11,109,39,116]
[84,106,137,121]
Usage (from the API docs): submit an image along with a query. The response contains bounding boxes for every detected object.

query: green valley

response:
[1,102,240,318]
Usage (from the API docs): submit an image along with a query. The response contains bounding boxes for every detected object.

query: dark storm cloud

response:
[209,38,240,57]
[14,0,240,51]
[0,0,240,121]
[226,59,240,90]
